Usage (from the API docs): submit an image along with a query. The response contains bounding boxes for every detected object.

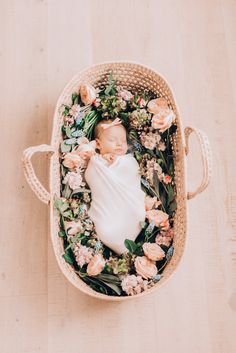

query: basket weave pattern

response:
[22,62,212,301]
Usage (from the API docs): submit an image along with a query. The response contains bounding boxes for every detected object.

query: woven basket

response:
[22,61,212,301]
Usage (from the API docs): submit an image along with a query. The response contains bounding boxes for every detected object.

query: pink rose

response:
[146,209,169,228]
[62,152,85,170]
[147,97,169,114]
[134,256,158,279]
[86,253,106,276]
[79,83,97,105]
[143,242,165,261]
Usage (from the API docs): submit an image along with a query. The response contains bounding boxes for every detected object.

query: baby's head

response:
[94,118,128,155]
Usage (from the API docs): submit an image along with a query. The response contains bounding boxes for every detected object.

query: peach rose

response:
[62,152,84,169]
[134,256,158,279]
[79,83,97,105]
[145,196,161,211]
[86,253,106,276]
[151,109,175,133]
[146,209,169,228]
[147,97,169,114]
[143,242,165,261]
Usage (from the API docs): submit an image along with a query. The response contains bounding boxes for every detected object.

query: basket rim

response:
[49,60,188,301]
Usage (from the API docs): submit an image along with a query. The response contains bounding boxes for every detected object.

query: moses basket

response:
[22,61,212,301]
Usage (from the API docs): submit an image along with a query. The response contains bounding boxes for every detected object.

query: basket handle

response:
[184,126,212,200]
[22,144,55,205]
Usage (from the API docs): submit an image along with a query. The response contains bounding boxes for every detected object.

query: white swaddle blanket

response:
[84,153,146,255]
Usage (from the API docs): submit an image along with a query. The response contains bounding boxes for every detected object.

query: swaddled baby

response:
[84,118,146,255]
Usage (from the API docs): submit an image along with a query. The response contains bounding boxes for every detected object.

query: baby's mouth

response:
[115,148,124,154]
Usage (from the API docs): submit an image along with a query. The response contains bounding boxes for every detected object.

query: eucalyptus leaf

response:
[65,125,73,138]
[71,129,84,137]
[166,246,174,261]
[145,221,155,236]
[60,140,71,153]
[64,138,77,145]
[62,183,72,199]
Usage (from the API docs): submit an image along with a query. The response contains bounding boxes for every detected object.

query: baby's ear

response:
[95,138,100,150]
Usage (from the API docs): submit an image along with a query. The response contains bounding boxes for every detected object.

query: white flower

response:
[73,244,94,268]
[121,274,148,296]
[63,171,83,190]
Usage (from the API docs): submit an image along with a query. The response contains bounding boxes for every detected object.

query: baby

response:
[84,118,146,255]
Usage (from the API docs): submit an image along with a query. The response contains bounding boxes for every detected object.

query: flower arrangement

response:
[54,72,177,297]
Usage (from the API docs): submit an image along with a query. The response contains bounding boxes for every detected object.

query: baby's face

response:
[96,125,128,155]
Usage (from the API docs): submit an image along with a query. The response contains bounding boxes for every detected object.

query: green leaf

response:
[168,200,177,213]
[96,273,121,285]
[124,239,138,254]
[72,92,79,105]
[134,151,142,162]
[101,281,121,296]
[104,72,116,96]
[58,230,66,237]
[62,251,75,265]
[153,171,160,198]
[167,185,174,202]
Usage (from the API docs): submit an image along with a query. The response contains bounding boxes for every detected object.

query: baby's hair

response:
[94,118,127,139]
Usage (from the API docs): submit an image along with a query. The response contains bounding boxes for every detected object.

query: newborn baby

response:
[84,118,146,255]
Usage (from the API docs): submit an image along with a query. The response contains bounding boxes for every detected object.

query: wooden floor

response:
[0,1,235,352]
